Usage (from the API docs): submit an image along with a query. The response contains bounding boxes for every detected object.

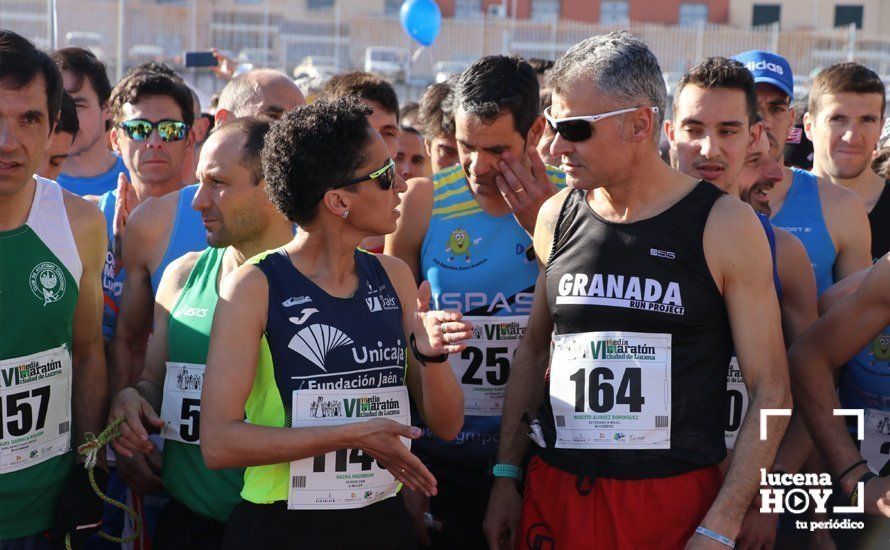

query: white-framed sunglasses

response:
[544,105,660,142]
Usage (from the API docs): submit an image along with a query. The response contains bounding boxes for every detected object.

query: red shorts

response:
[518,456,722,550]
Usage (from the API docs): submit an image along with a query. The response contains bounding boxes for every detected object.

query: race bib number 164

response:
[549,331,671,450]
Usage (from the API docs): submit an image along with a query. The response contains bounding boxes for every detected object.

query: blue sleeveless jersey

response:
[99,189,124,339]
[771,168,835,295]
[57,156,128,197]
[150,184,207,294]
[839,327,890,411]
[98,184,205,338]
[415,164,565,485]
[252,249,407,411]
[756,212,782,300]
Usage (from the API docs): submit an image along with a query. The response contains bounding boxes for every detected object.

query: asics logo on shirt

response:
[179,306,209,318]
[555,273,685,315]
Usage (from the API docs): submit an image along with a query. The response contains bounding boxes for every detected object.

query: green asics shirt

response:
[159,246,244,521]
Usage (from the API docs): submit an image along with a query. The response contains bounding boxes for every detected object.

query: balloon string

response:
[411,47,425,63]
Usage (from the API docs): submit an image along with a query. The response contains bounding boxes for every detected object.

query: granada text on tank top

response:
[540,181,733,480]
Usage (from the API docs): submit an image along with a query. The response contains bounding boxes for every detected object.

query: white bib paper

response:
[451,316,526,416]
[160,362,204,444]
[0,345,72,473]
[550,331,671,449]
[288,385,410,510]
[724,357,749,450]
[862,408,890,475]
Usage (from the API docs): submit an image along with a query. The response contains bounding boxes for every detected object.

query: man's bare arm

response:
[701,197,792,538]
[66,193,110,463]
[483,190,567,549]
[110,253,197,456]
[109,201,164,394]
[137,253,198,405]
[791,256,890,496]
[823,183,872,282]
[775,229,818,346]
[385,176,433,283]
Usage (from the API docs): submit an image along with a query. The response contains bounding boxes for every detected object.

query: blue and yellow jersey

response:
[415,164,564,485]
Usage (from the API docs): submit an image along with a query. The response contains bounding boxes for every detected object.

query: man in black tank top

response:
[871,182,890,261]
[483,32,792,550]
[805,63,888,262]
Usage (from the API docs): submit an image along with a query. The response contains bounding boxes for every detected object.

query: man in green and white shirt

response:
[0,31,108,548]
[109,117,294,548]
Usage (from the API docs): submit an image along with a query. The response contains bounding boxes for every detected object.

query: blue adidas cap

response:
[732,50,794,98]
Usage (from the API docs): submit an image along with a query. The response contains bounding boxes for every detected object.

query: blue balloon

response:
[400,0,441,47]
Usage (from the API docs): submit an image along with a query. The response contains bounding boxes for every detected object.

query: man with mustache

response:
[732,50,871,295]
[804,62,890,262]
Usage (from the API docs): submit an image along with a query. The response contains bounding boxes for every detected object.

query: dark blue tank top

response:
[756,212,782,300]
[253,249,407,424]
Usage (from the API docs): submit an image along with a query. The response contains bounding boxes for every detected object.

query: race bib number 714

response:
[549,331,671,449]
[288,386,410,510]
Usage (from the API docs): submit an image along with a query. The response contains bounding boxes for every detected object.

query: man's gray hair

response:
[548,31,667,143]
[217,73,260,116]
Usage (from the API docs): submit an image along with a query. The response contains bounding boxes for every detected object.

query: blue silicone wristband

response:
[694,526,735,549]
[492,463,522,480]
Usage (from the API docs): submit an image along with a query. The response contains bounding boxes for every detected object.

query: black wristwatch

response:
[409,333,448,366]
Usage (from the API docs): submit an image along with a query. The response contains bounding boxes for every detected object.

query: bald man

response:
[108,71,304,493]
[215,68,306,124]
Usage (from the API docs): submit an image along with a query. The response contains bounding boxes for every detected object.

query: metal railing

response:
[2,0,885,103]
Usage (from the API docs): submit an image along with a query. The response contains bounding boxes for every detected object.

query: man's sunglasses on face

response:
[118,119,190,143]
[544,105,660,142]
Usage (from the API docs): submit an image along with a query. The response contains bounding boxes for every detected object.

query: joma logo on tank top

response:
[556,273,685,315]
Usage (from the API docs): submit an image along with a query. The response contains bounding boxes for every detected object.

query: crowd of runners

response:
[1,26,890,550]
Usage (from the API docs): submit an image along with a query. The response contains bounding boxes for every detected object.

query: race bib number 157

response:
[0,345,72,473]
